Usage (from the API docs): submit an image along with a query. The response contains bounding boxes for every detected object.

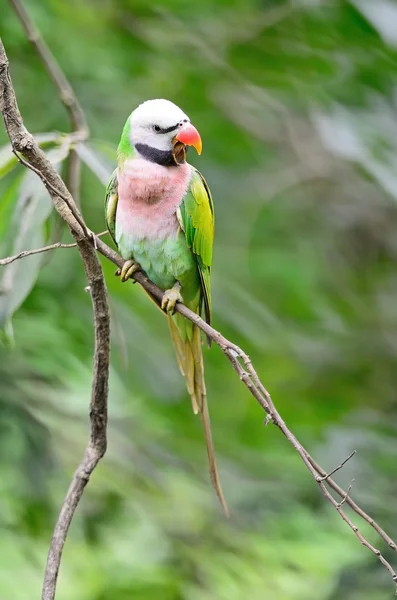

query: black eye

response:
[153,125,161,132]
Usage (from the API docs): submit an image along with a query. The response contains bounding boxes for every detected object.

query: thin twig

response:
[0,241,75,265]
[0,41,110,600]
[319,451,356,482]
[305,452,397,551]
[10,0,88,137]
[0,231,108,266]
[338,480,355,508]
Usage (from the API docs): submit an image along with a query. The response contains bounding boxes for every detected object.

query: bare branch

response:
[10,0,88,137]
[318,450,356,482]
[305,453,397,551]
[0,41,110,600]
[0,231,108,266]
[92,236,397,583]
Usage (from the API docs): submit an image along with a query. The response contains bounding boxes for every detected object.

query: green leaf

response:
[0,147,65,328]
[0,146,18,179]
[0,172,52,327]
[0,172,25,255]
[0,132,60,181]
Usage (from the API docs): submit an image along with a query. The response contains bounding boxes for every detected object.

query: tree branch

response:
[318,450,356,482]
[1,26,397,597]
[10,0,88,136]
[93,239,397,586]
[0,41,110,600]
[0,231,108,266]
[305,452,397,550]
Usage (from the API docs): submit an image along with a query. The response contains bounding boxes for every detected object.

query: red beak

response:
[175,123,202,155]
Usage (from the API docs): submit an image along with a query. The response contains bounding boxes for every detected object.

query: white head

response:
[128,99,202,157]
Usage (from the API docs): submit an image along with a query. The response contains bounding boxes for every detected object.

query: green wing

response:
[105,169,118,246]
[178,167,214,326]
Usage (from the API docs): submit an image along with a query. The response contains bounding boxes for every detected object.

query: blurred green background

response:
[1,0,397,598]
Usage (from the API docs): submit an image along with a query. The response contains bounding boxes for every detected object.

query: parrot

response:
[105,99,228,516]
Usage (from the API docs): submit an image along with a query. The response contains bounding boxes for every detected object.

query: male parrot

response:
[105,99,228,516]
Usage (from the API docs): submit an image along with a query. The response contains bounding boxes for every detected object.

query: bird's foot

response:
[115,259,140,282]
[161,283,183,313]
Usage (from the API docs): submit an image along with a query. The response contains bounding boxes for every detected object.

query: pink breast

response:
[116,158,191,240]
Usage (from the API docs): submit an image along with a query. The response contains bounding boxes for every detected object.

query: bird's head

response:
[125,99,202,165]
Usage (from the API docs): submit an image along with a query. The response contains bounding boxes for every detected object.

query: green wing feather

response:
[105,169,118,246]
[178,167,214,326]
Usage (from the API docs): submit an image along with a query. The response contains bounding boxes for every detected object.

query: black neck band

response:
[135,143,185,166]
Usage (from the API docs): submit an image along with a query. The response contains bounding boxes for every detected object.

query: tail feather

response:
[168,314,200,414]
[167,314,229,517]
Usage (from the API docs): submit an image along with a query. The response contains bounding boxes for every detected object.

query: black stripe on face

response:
[135,143,181,166]
[155,123,180,134]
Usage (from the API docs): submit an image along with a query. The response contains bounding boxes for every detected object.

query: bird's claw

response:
[115,259,140,282]
[161,285,183,313]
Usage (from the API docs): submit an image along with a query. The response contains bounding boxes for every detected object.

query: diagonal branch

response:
[94,238,397,584]
[0,41,109,600]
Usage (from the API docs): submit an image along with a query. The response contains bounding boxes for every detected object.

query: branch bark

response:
[1,22,397,599]
[0,41,110,600]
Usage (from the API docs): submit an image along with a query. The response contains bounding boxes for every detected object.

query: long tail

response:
[168,314,229,517]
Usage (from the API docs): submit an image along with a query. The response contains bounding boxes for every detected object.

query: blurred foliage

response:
[1,0,397,598]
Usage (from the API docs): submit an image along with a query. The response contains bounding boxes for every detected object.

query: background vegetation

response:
[1,0,397,598]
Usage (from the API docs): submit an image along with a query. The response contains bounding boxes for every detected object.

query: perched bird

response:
[105,99,228,516]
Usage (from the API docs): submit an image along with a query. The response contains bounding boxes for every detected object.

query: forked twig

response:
[318,451,357,482]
